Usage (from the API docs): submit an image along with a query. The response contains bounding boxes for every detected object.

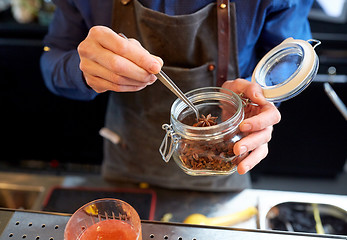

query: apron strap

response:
[216,0,230,86]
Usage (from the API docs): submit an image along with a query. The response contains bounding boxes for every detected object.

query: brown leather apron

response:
[102,0,251,191]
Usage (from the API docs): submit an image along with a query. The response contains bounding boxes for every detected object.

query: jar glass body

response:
[168,87,246,176]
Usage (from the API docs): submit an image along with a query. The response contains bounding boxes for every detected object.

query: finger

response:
[80,57,157,86]
[88,27,162,74]
[234,126,273,155]
[98,51,156,82]
[127,38,143,47]
[79,39,157,84]
[151,54,164,66]
[126,39,164,65]
[124,37,164,71]
[237,143,268,174]
[240,103,281,132]
[84,73,148,93]
[222,79,267,105]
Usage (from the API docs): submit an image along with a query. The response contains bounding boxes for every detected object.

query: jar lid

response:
[251,38,321,102]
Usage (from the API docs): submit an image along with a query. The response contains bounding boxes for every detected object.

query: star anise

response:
[193,114,218,127]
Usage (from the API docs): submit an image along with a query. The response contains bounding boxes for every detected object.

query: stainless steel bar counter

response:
[0,172,346,239]
[0,208,346,240]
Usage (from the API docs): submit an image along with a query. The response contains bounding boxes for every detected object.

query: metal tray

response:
[265,202,347,235]
[0,208,346,240]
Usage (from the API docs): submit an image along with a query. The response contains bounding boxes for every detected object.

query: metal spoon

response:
[119,33,200,120]
[155,71,200,121]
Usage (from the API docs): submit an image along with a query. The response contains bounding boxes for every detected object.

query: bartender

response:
[40,0,313,191]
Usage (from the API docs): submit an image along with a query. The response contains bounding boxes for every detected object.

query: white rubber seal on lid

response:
[251,38,320,102]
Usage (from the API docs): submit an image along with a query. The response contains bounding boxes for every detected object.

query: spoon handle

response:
[156,71,200,120]
[119,33,200,120]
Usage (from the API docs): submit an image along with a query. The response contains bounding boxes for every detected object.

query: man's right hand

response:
[77,26,163,93]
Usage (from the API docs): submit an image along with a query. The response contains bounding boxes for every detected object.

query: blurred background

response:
[0,0,346,194]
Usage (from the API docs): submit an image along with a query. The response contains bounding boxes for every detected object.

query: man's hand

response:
[222,79,281,174]
[77,26,163,93]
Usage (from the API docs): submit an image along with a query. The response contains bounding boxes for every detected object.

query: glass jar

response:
[159,38,321,176]
[160,87,248,176]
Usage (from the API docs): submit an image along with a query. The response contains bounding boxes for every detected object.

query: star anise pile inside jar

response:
[177,113,240,173]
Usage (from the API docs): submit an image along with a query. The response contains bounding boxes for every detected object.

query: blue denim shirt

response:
[41,0,314,100]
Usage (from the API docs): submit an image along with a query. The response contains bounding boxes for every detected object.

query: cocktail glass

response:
[64,198,142,240]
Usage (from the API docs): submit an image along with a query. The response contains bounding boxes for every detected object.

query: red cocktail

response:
[78,219,138,240]
[64,198,142,240]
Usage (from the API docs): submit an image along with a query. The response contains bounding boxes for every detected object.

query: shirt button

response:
[208,64,215,71]
[220,3,227,9]
[121,0,131,5]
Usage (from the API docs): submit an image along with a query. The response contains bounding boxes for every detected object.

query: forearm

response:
[40,43,98,101]
[40,0,98,100]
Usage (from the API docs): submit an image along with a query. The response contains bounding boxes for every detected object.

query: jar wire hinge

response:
[159,124,180,162]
